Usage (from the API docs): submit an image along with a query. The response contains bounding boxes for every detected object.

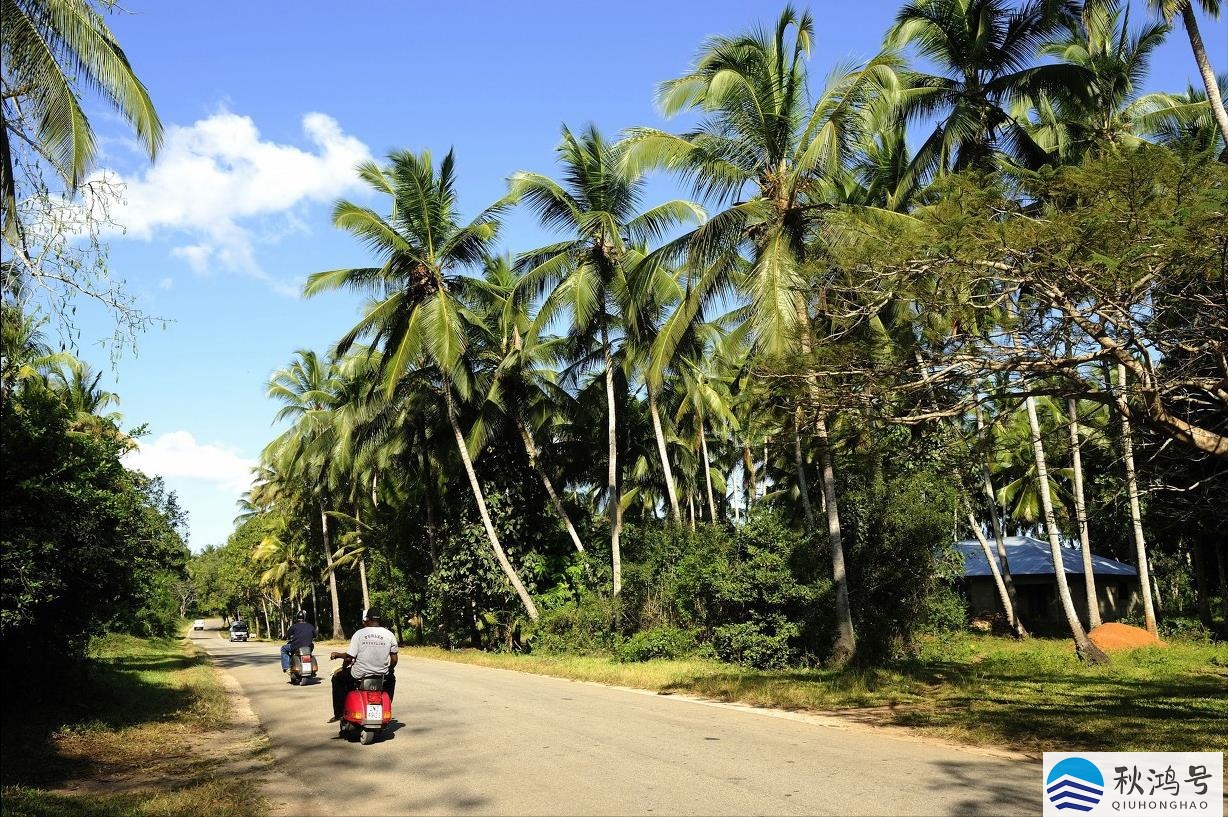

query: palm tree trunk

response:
[260,596,273,641]
[309,582,319,630]
[1180,4,1228,148]
[965,506,1020,632]
[1115,364,1158,636]
[1216,540,1228,626]
[601,326,623,596]
[355,505,371,611]
[358,557,371,612]
[743,440,756,516]
[699,419,717,522]
[1067,397,1101,629]
[444,384,539,621]
[976,404,1026,636]
[516,415,586,553]
[792,405,816,528]
[817,414,856,663]
[648,383,682,522]
[320,500,345,640]
[1024,394,1109,663]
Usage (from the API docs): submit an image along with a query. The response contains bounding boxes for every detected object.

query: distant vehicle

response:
[229,621,249,642]
[193,619,205,631]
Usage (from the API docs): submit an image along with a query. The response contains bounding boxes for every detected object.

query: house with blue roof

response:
[956,536,1141,630]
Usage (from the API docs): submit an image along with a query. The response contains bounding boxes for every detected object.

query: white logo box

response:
[1043,752,1223,817]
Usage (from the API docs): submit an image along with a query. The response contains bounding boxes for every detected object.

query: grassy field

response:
[406,634,1228,756]
[1,632,266,817]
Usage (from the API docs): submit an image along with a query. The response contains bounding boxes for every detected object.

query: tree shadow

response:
[0,644,207,789]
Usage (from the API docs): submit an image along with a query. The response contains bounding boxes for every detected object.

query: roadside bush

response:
[533,593,620,655]
[713,619,798,669]
[615,626,701,662]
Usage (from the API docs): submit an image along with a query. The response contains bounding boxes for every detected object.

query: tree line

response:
[190,1,1226,667]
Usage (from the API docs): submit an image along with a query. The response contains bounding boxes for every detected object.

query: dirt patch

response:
[1089,622,1165,652]
[47,639,272,801]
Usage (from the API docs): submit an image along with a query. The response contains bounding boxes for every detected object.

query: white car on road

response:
[192,619,205,631]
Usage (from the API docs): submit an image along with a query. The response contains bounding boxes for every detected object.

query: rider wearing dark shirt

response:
[280,613,316,672]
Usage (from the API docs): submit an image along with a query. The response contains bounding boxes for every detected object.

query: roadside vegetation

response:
[0,632,265,817]
[407,634,1228,755]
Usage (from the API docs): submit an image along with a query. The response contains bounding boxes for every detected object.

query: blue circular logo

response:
[1047,757,1105,812]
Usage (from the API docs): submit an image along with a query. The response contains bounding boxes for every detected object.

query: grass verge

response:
[405,634,1228,755]
[1,632,265,817]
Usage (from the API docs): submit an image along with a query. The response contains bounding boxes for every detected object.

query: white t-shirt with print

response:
[346,626,398,679]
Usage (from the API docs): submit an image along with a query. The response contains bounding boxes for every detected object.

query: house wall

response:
[964,575,1141,632]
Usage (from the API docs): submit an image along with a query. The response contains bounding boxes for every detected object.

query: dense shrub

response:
[712,619,798,669]
[616,626,701,662]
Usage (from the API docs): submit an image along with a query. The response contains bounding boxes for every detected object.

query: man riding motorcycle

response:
[281,611,316,673]
[328,608,398,723]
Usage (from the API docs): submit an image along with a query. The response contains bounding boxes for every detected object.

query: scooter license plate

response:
[365,704,382,721]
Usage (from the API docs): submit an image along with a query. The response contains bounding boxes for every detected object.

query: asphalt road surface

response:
[193,621,1039,816]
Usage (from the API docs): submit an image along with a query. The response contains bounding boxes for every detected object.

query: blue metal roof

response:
[957,536,1138,577]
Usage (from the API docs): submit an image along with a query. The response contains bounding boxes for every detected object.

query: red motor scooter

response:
[337,672,391,745]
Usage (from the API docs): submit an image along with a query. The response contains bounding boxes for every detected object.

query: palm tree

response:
[1137,75,1227,156]
[1019,0,1172,162]
[512,124,704,595]
[306,149,540,621]
[468,255,588,555]
[1113,363,1159,636]
[266,349,347,639]
[1147,0,1228,147]
[623,7,900,661]
[1,0,162,243]
[885,0,1084,180]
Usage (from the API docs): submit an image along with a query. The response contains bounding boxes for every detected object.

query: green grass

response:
[406,634,1228,755]
[1,632,265,817]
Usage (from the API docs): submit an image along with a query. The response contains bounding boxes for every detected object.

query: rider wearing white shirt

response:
[328,608,398,722]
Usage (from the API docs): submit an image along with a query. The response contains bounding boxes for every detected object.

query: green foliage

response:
[0,382,188,670]
[616,626,702,662]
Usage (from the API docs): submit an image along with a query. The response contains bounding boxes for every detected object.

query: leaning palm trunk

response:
[976,404,1026,637]
[817,415,856,663]
[1023,394,1109,663]
[601,327,623,596]
[320,500,345,640]
[699,419,717,521]
[516,415,586,554]
[966,505,1020,632]
[1115,364,1158,636]
[648,384,682,521]
[1067,397,1101,629]
[443,385,539,621]
[1180,4,1228,148]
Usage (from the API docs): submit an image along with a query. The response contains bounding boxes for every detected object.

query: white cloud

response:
[158,276,175,290]
[99,110,371,293]
[125,430,256,494]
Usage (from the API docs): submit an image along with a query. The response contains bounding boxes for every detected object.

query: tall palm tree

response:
[468,255,588,556]
[1147,0,1228,147]
[1,0,162,244]
[266,349,347,639]
[623,7,900,661]
[306,149,540,621]
[885,0,1085,181]
[512,124,704,595]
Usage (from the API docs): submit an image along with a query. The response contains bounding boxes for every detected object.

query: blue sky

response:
[71,1,1225,550]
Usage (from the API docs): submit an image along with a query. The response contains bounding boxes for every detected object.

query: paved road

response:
[192,622,1039,816]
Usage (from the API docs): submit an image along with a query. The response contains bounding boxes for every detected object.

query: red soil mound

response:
[1088,622,1165,652]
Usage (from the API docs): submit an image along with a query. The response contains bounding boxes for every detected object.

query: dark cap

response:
[361,608,381,622]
